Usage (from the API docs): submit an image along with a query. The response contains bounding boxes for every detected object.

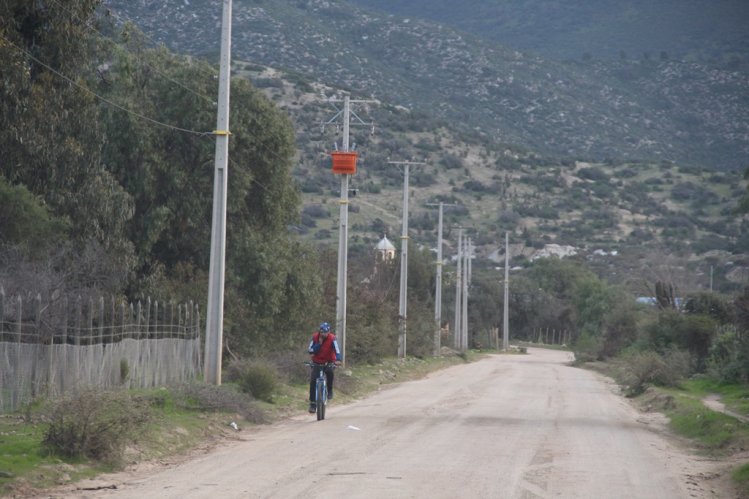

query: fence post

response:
[145,297,151,338]
[192,303,203,374]
[0,285,4,341]
[88,297,94,345]
[189,300,195,338]
[99,297,105,346]
[88,297,94,384]
[154,300,159,386]
[136,301,142,340]
[145,297,152,387]
[31,294,41,398]
[75,296,81,384]
[135,300,142,388]
[61,297,68,393]
[111,296,116,344]
[120,301,126,341]
[13,295,22,409]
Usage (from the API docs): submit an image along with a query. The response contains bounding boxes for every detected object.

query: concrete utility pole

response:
[425,202,457,357]
[503,231,510,351]
[322,96,375,366]
[454,228,463,350]
[388,160,425,358]
[204,0,232,385]
[461,236,469,350]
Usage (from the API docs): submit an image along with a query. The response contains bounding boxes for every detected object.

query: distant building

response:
[636,296,684,308]
[375,235,396,262]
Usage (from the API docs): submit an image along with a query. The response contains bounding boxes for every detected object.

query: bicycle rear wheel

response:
[316,379,326,420]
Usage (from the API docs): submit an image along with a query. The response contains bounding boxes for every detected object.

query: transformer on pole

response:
[321,96,375,366]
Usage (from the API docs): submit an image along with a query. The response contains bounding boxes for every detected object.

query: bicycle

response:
[305,361,336,421]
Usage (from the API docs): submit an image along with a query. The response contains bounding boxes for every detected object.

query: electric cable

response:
[1,34,213,136]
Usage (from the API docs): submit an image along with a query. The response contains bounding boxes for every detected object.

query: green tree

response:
[683,292,733,325]
[0,0,134,269]
[0,176,69,255]
[737,167,749,214]
[644,310,717,371]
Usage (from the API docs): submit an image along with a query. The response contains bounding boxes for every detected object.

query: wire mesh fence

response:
[0,286,202,412]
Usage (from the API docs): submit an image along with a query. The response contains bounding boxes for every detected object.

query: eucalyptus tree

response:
[0,0,134,266]
[96,29,320,355]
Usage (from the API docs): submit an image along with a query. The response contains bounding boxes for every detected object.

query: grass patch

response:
[679,378,749,416]
[733,463,749,498]
[664,393,739,451]
[0,415,106,496]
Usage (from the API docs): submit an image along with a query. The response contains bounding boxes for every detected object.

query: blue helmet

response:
[319,322,331,333]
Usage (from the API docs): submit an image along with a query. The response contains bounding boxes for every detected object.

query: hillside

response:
[233,62,748,294]
[104,0,749,170]
[348,0,749,69]
[94,0,749,294]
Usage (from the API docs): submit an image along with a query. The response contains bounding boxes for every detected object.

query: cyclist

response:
[307,321,342,413]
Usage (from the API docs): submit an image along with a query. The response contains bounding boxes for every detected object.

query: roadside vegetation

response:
[0,352,476,496]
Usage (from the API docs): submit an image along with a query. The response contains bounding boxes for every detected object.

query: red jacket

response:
[308,332,342,364]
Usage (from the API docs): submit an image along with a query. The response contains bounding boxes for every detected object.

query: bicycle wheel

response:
[316,379,326,420]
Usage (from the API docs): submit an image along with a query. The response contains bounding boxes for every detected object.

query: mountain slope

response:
[348,0,749,68]
[104,0,749,170]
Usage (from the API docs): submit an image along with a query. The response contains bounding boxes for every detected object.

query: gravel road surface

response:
[47,348,731,498]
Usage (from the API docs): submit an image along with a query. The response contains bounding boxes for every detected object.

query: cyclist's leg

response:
[325,366,334,399]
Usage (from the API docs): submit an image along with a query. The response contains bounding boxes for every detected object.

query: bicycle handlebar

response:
[304,361,338,368]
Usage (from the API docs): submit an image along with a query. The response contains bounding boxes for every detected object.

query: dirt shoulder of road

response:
[9,352,478,498]
[582,360,749,499]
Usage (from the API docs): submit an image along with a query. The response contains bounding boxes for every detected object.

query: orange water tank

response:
[331,151,358,174]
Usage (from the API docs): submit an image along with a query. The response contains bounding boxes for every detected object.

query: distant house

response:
[375,235,396,262]
[636,297,684,308]
[531,244,577,260]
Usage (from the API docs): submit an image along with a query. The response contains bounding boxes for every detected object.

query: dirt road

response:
[50,348,732,498]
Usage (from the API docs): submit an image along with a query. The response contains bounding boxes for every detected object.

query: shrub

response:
[302,204,329,219]
[620,350,690,396]
[43,389,152,464]
[226,358,279,403]
[573,329,603,362]
[173,383,265,423]
[577,166,610,182]
[707,327,749,383]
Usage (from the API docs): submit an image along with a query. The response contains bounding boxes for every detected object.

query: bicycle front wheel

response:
[316,379,326,420]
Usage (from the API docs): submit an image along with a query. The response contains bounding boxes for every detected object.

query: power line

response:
[54,2,310,165]
[1,34,213,137]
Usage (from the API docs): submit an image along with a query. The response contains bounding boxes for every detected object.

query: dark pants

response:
[309,363,334,402]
